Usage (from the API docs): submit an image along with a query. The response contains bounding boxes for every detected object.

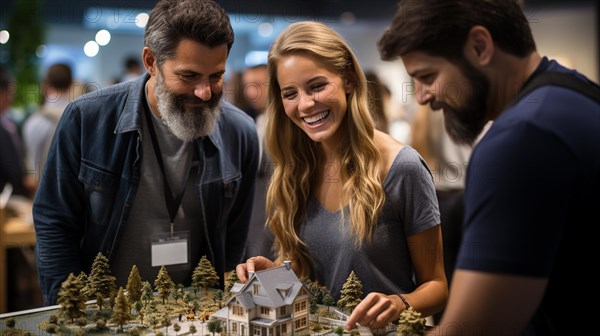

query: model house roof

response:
[224,265,307,309]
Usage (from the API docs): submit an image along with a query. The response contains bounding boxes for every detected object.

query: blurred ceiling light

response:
[0,30,9,44]
[136,13,149,28]
[258,22,273,37]
[95,29,111,46]
[36,44,48,58]
[84,41,100,57]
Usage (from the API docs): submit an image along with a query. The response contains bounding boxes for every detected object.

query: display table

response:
[0,196,36,313]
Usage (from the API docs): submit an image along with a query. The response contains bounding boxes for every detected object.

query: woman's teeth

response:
[303,111,330,125]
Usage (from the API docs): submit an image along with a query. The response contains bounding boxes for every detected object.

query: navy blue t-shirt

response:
[457,58,600,335]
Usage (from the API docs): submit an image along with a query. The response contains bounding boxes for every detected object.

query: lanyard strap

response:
[144,107,186,235]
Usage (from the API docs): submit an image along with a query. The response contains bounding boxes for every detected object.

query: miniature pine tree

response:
[397,307,426,336]
[126,265,143,304]
[192,255,220,295]
[173,323,181,335]
[88,252,116,308]
[189,324,197,335]
[141,280,154,303]
[76,271,91,298]
[162,313,172,334]
[224,269,240,295]
[212,289,224,308]
[323,292,335,313]
[57,273,88,323]
[337,271,363,312]
[154,265,175,304]
[110,287,131,331]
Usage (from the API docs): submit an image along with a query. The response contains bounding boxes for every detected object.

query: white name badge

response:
[151,236,189,267]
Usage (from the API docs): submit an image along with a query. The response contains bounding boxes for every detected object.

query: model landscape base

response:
[1,254,424,336]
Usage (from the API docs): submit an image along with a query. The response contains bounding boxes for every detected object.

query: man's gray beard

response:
[154,71,221,142]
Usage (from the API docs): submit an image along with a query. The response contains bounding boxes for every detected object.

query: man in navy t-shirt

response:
[378,1,599,334]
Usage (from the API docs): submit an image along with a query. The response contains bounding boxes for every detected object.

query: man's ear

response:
[464,25,494,66]
[142,47,156,75]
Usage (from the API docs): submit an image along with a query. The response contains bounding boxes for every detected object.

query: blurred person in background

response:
[22,63,74,192]
[120,56,143,83]
[0,64,30,197]
[241,63,275,260]
[365,71,390,133]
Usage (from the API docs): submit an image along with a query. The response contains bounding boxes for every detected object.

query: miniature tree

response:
[337,271,363,312]
[224,269,240,297]
[212,289,224,308]
[126,265,143,304]
[334,326,345,335]
[173,284,185,303]
[161,313,172,334]
[173,322,181,335]
[57,273,88,323]
[189,324,197,335]
[76,317,88,329]
[154,265,175,304]
[397,307,426,336]
[110,287,131,331]
[88,252,116,309]
[192,255,220,295]
[5,318,16,329]
[207,318,222,336]
[141,280,154,303]
[77,271,91,298]
[95,319,106,331]
[323,292,335,312]
[46,324,59,334]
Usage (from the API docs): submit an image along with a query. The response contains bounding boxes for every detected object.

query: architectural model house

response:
[213,262,310,336]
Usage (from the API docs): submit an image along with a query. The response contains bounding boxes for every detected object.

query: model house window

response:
[233,305,243,316]
[254,327,261,335]
[295,316,307,330]
[281,323,287,333]
[261,307,270,315]
[280,306,286,315]
[232,323,238,333]
[294,300,306,312]
[253,284,260,295]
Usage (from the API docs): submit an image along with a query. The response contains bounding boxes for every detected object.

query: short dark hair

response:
[125,56,140,70]
[144,0,234,66]
[378,0,536,61]
[45,63,72,90]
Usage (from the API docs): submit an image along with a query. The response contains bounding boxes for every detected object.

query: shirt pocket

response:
[200,172,242,215]
[78,162,118,226]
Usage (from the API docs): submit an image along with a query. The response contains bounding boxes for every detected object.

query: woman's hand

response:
[235,256,278,283]
[345,292,407,330]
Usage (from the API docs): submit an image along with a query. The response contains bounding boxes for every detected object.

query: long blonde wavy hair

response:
[265,22,386,278]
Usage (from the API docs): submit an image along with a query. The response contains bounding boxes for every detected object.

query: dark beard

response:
[438,59,490,146]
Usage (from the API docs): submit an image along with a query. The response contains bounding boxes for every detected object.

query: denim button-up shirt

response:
[33,74,259,305]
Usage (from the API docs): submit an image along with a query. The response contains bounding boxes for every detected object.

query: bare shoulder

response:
[374,130,404,172]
